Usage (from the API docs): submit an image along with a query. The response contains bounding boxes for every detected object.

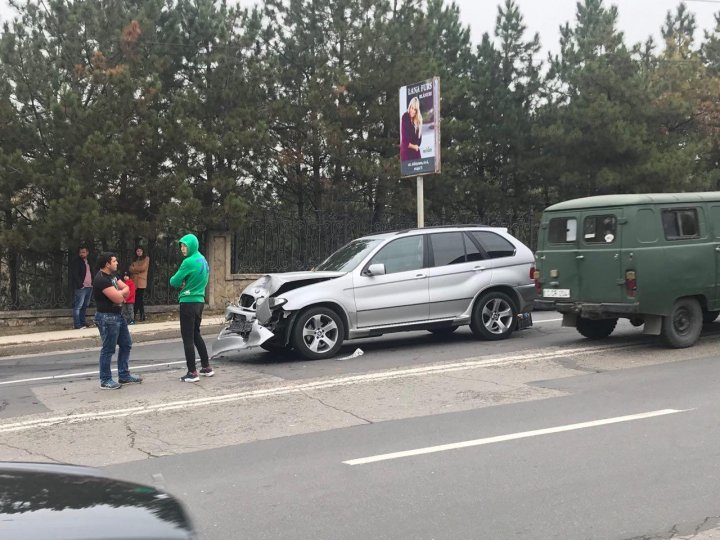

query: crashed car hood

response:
[253,271,346,295]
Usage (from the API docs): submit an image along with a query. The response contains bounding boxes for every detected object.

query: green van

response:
[534,192,720,348]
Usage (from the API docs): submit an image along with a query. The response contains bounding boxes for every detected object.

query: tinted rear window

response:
[470,231,515,259]
[430,232,466,266]
[463,232,484,262]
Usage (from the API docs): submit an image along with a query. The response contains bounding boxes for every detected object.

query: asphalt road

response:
[3,314,720,539]
[107,358,720,540]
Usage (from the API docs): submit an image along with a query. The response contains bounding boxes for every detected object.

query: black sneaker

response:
[199,367,214,377]
[119,374,143,384]
[100,379,122,390]
[181,371,199,383]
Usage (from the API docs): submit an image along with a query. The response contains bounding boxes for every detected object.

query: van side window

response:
[470,232,516,258]
[662,208,699,240]
[548,218,577,244]
[583,214,617,243]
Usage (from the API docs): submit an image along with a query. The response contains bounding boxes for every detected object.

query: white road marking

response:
[1,319,568,362]
[0,320,566,363]
[0,336,214,361]
[0,319,566,382]
[343,409,691,465]
[0,360,192,385]
[0,341,643,434]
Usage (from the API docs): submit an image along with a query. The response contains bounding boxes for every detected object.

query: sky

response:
[459,0,720,56]
[0,0,718,55]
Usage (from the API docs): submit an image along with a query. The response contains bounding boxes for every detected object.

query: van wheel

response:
[662,298,702,348]
[703,310,719,324]
[291,307,344,360]
[470,292,516,340]
[576,317,617,339]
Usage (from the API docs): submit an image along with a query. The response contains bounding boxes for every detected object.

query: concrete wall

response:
[206,231,263,310]
[0,305,186,330]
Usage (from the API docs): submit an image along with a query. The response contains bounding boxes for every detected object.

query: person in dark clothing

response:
[71,244,94,329]
[400,96,422,162]
[169,234,213,382]
[93,252,143,390]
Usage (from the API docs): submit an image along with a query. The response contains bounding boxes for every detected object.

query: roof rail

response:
[394,224,488,235]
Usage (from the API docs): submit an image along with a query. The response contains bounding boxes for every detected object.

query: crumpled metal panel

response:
[255,297,272,325]
[211,320,275,358]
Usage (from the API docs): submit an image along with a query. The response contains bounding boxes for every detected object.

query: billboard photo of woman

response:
[399,77,440,177]
[400,97,422,161]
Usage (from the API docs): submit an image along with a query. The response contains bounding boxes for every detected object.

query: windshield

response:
[315,238,382,272]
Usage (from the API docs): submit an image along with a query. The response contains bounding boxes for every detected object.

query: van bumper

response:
[554,302,639,317]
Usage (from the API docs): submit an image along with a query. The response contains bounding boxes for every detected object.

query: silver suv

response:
[213,226,536,360]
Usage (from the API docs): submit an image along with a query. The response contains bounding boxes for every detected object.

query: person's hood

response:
[179,233,199,257]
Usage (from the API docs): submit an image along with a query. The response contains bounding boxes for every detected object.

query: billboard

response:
[399,77,440,177]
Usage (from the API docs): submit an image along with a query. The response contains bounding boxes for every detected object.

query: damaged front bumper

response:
[211,305,275,358]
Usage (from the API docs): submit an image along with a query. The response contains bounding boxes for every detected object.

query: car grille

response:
[229,316,253,334]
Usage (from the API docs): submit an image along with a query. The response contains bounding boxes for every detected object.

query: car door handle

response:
[415,273,426,278]
[716,246,720,252]
[473,266,486,271]
[576,255,585,260]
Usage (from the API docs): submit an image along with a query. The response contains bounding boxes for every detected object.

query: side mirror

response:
[364,263,386,276]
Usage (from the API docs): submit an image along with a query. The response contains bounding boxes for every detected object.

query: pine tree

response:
[538,0,650,198]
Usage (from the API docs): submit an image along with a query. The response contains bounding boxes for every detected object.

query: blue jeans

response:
[94,312,132,383]
[73,287,93,328]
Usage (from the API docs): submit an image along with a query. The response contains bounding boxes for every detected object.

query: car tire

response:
[703,310,719,324]
[470,291,516,341]
[662,297,702,348]
[428,326,459,336]
[260,340,290,353]
[576,317,617,339]
[291,306,345,360]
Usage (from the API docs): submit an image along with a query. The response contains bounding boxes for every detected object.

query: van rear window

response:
[583,214,617,244]
[548,218,577,244]
[662,208,699,240]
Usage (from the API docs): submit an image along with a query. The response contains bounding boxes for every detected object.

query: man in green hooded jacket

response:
[170,233,213,382]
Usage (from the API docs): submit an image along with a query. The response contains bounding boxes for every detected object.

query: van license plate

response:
[543,288,570,298]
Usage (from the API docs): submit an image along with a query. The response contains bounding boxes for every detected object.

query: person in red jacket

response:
[121,271,137,324]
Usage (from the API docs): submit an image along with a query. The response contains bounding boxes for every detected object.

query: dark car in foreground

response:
[0,461,195,540]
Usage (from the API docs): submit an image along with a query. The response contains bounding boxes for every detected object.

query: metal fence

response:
[231,209,538,274]
[2,208,539,310]
[0,240,183,311]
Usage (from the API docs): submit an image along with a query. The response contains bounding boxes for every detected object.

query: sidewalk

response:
[0,316,226,357]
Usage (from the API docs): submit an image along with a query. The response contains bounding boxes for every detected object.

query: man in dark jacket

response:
[71,244,93,329]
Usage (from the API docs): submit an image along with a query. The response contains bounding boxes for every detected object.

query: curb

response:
[0,324,225,358]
